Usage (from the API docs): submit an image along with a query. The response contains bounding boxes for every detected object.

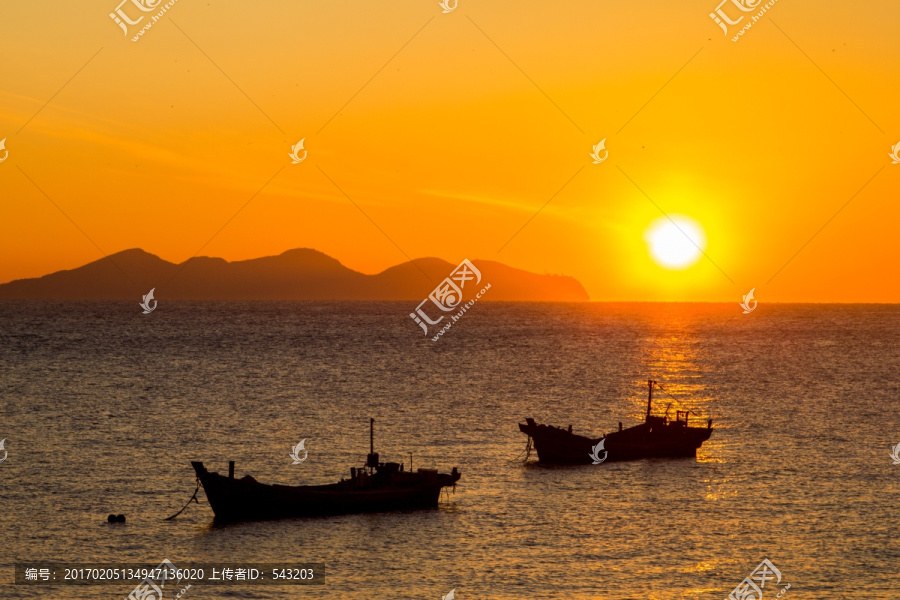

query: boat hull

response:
[519,418,712,465]
[192,462,458,522]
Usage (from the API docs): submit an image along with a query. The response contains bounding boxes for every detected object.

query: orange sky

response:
[0,0,897,301]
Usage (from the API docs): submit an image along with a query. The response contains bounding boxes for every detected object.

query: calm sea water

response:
[0,301,898,599]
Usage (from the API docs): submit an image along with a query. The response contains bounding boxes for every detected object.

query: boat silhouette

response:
[519,380,713,464]
[191,419,460,522]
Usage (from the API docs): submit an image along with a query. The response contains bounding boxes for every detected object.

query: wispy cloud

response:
[422,188,582,222]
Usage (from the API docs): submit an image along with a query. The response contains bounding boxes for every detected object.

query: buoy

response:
[107,514,116,523]
[116,514,126,523]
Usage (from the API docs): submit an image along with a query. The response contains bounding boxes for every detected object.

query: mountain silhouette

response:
[0,249,589,301]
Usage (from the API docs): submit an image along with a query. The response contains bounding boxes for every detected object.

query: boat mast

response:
[645,379,654,421]
[366,417,379,470]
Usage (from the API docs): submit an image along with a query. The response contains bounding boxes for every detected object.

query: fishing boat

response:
[191,419,460,522]
[518,380,713,464]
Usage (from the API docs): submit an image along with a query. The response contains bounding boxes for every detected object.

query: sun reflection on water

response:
[634,318,715,426]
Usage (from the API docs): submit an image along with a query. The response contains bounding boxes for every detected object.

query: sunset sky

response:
[0,0,897,301]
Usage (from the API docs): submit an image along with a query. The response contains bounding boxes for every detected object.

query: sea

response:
[0,301,897,600]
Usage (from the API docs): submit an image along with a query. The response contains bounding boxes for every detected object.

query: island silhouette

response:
[0,248,589,301]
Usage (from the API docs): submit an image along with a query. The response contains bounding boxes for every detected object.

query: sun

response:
[644,215,706,269]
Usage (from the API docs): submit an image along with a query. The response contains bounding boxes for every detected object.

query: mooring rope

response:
[508,435,532,463]
[164,478,201,521]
